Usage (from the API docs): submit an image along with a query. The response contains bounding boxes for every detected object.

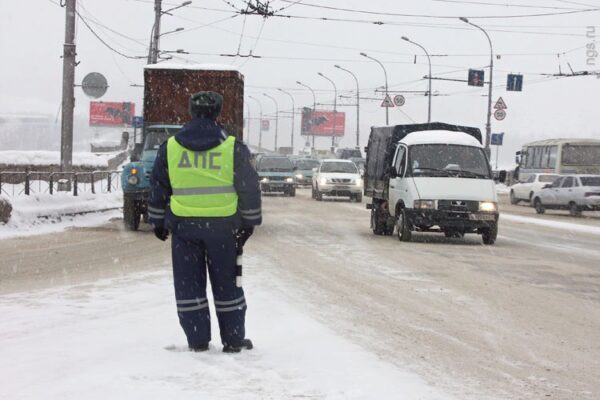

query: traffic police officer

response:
[148,91,261,353]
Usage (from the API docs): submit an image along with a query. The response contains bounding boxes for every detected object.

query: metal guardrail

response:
[0,170,121,197]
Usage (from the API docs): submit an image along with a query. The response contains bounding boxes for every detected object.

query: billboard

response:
[90,102,135,126]
[301,108,345,137]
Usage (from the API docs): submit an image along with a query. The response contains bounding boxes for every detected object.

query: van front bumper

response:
[406,208,498,229]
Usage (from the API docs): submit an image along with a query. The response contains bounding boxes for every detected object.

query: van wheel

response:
[315,186,323,201]
[569,202,581,217]
[533,198,545,214]
[510,191,518,205]
[123,197,140,231]
[482,223,498,245]
[396,209,412,242]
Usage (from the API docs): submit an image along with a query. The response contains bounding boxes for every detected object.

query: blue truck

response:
[120,64,245,230]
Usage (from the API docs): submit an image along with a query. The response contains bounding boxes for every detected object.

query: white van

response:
[365,123,502,245]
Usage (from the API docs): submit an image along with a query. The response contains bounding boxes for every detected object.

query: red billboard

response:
[90,102,135,126]
[301,108,345,137]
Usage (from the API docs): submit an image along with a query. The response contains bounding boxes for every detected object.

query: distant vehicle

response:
[293,158,321,186]
[515,138,600,182]
[350,157,366,175]
[120,64,244,230]
[312,159,363,202]
[532,175,600,216]
[364,123,503,245]
[256,156,296,196]
[335,148,362,160]
[510,173,559,204]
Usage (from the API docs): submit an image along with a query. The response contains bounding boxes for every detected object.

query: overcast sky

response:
[1,0,599,164]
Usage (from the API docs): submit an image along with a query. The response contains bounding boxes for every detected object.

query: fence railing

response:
[0,170,121,197]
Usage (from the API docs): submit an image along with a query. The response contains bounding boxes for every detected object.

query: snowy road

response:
[1,190,599,399]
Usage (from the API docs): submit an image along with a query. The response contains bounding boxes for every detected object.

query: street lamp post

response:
[263,93,279,152]
[460,17,494,154]
[148,1,192,64]
[360,52,389,125]
[248,96,263,151]
[335,64,360,150]
[245,101,251,146]
[401,36,432,123]
[278,88,296,154]
[317,72,338,152]
[296,81,317,150]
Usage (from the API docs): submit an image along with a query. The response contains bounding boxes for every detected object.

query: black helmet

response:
[189,91,223,120]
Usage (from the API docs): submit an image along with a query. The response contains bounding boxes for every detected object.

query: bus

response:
[515,138,600,181]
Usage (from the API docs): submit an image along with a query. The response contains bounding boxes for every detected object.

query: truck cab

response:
[121,125,182,230]
[365,123,501,245]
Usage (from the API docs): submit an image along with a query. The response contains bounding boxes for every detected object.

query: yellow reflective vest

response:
[167,136,238,217]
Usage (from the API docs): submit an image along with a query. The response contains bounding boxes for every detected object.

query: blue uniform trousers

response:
[171,228,247,348]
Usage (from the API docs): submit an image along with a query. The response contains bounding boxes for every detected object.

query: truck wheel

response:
[533,198,545,214]
[289,187,296,197]
[482,223,498,245]
[123,197,140,231]
[569,202,581,217]
[396,209,412,242]
[510,191,518,205]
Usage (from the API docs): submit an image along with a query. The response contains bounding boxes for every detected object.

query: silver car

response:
[532,175,600,216]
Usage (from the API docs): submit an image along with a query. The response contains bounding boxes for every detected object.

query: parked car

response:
[293,158,321,186]
[312,159,363,202]
[256,156,296,196]
[532,175,600,216]
[510,173,559,204]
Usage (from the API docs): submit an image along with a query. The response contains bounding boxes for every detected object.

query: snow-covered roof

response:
[400,130,482,148]
[145,63,240,72]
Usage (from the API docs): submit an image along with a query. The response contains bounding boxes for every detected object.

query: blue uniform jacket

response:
[148,117,262,233]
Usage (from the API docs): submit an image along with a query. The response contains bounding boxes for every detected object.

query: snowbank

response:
[496,184,510,194]
[0,269,451,400]
[502,213,600,236]
[0,191,122,239]
[0,150,114,168]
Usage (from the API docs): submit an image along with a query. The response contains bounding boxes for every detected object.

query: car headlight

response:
[319,177,327,185]
[414,200,436,210]
[479,201,498,212]
[295,174,303,179]
[286,177,294,183]
[261,177,269,183]
[355,178,363,187]
[127,175,139,185]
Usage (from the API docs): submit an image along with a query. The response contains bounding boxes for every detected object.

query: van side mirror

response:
[131,143,143,162]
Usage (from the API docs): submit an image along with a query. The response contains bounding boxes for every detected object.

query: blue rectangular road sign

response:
[507,74,523,91]
[491,133,504,146]
[132,116,143,128]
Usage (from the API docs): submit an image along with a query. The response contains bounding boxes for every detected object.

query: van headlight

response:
[414,200,436,210]
[479,201,498,212]
[286,177,294,183]
[295,174,303,179]
[127,175,139,185]
[319,177,327,185]
[261,177,269,183]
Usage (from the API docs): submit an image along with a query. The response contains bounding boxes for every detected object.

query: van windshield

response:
[143,127,180,151]
[408,144,491,179]
[258,157,294,172]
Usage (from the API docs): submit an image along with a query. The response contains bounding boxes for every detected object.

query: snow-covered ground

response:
[0,264,452,400]
[501,213,600,236]
[0,150,119,168]
[0,192,122,239]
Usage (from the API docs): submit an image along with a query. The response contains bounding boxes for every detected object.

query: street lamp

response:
[148,1,192,64]
[460,17,494,154]
[360,52,389,125]
[334,64,360,150]
[263,93,279,152]
[278,88,296,154]
[317,72,338,152]
[296,81,317,150]
[248,96,263,151]
[401,36,432,123]
[160,27,184,37]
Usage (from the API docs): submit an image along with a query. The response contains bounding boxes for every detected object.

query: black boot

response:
[223,338,253,353]
[189,344,209,352]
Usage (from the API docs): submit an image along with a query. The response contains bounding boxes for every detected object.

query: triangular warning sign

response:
[381,94,395,108]
[494,97,507,110]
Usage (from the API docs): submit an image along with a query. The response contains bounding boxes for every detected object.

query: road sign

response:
[494,97,507,110]
[393,95,405,107]
[381,94,395,108]
[468,69,485,87]
[494,109,506,121]
[491,132,504,145]
[132,116,143,128]
[261,119,270,131]
[507,74,523,91]
[82,72,108,99]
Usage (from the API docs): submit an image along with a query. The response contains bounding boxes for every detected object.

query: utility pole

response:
[248,96,263,151]
[150,0,162,64]
[318,72,337,152]
[335,65,360,150]
[246,102,251,146]
[263,93,279,152]
[296,81,317,151]
[278,88,295,154]
[360,52,389,125]
[401,36,432,123]
[60,0,77,171]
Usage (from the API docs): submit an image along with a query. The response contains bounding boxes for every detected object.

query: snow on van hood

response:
[412,177,497,202]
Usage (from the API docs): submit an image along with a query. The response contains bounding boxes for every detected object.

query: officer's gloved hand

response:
[154,226,169,241]
[236,227,254,246]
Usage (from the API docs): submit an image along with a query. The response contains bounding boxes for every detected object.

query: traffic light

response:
[507,74,523,91]
[468,69,485,87]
